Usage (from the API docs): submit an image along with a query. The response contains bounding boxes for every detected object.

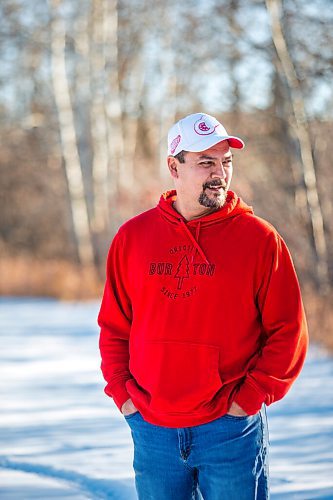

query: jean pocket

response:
[221,412,260,422]
[222,413,257,421]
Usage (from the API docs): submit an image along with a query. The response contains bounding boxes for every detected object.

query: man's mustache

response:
[203,179,227,190]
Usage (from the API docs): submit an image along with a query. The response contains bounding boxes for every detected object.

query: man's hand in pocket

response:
[121,398,139,416]
[227,401,248,417]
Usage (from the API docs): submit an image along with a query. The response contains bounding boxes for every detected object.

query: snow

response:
[0,297,332,499]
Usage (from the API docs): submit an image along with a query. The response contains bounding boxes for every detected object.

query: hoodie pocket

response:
[133,340,222,413]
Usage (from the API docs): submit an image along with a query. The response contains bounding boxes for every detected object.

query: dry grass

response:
[0,256,104,300]
[302,284,333,353]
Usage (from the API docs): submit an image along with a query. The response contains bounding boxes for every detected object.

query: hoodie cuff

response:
[233,379,266,415]
[104,381,131,413]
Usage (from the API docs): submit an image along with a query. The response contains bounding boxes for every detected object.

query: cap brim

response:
[186,135,245,153]
[227,136,245,149]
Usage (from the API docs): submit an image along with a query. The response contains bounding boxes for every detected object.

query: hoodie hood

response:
[157,189,254,264]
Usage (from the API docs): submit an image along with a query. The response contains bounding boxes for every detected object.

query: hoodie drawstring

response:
[179,220,210,265]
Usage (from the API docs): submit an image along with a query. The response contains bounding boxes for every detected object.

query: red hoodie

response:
[98,190,308,428]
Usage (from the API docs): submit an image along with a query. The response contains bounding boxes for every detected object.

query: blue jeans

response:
[124,406,269,499]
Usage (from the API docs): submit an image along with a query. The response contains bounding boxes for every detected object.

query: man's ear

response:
[167,156,179,178]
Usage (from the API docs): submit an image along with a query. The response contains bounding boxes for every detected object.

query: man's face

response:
[169,141,233,213]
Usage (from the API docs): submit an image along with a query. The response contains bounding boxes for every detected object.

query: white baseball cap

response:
[167,112,245,156]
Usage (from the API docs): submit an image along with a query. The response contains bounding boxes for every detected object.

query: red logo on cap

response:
[194,116,219,135]
[170,134,181,154]
[199,122,210,132]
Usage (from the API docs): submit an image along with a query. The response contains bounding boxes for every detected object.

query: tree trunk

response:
[90,0,110,236]
[227,0,241,114]
[158,12,177,181]
[50,0,94,266]
[265,0,330,292]
[103,0,127,196]
[123,53,146,186]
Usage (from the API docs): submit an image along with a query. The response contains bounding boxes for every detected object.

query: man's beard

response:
[198,179,228,209]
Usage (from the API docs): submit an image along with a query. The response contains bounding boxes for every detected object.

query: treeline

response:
[0,0,332,345]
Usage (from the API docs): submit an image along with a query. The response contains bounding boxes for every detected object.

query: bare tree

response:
[49,0,94,266]
[158,10,178,180]
[265,0,330,292]
[122,51,146,181]
[103,0,127,193]
[89,0,111,236]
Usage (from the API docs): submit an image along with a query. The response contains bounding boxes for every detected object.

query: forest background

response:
[0,0,332,350]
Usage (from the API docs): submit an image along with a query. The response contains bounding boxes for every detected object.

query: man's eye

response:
[200,161,213,166]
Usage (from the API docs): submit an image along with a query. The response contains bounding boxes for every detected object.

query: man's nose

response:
[212,162,226,179]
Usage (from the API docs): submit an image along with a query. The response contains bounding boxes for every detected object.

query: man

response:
[98,112,308,499]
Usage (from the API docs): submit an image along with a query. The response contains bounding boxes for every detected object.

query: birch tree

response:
[154,2,178,180]
[49,0,94,266]
[103,0,127,192]
[266,0,330,292]
[122,51,146,183]
[89,0,111,236]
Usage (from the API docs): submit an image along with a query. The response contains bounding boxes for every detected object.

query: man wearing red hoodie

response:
[98,113,308,499]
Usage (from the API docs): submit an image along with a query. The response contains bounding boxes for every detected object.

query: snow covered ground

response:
[0,298,332,499]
